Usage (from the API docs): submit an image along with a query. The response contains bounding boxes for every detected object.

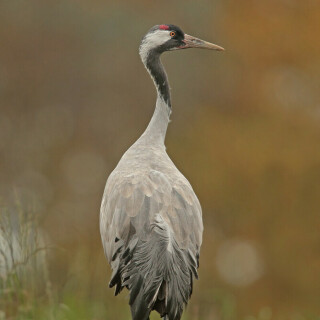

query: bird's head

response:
[139,24,224,63]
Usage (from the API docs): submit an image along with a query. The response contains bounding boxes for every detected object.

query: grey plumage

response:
[100,134,202,320]
[100,24,223,320]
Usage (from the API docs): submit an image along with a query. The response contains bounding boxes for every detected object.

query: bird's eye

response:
[170,31,176,37]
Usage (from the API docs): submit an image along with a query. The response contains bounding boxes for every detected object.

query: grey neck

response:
[140,52,171,145]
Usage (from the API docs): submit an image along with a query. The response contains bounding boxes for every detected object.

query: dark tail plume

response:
[109,215,198,320]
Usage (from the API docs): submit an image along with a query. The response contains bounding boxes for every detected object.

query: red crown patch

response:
[159,25,169,30]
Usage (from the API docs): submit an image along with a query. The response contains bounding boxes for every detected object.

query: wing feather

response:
[100,168,203,264]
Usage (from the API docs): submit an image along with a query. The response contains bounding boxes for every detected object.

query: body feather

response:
[100,136,202,319]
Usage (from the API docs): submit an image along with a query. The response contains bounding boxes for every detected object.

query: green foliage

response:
[1,203,319,320]
[0,201,53,319]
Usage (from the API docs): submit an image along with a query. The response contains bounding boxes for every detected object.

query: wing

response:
[100,168,203,319]
[100,168,203,264]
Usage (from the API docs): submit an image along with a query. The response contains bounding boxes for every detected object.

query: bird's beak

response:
[179,34,225,51]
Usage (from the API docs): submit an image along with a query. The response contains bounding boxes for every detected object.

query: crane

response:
[100,24,224,320]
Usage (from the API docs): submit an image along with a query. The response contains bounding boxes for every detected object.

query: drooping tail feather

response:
[109,215,198,320]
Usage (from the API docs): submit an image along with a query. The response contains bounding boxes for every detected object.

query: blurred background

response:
[0,0,320,319]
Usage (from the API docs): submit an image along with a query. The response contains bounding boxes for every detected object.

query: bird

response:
[100,24,224,320]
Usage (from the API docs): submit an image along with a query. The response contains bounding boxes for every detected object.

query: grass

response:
[0,200,319,320]
[0,199,54,320]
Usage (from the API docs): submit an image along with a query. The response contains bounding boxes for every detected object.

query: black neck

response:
[145,51,171,108]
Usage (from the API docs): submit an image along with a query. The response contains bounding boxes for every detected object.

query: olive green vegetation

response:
[1,0,320,319]
[0,204,318,320]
